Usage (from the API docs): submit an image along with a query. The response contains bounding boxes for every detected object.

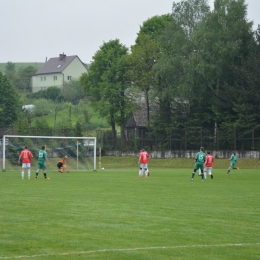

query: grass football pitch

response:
[0,167,259,260]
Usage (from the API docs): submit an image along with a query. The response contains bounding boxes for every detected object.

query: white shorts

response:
[204,167,212,174]
[140,164,148,169]
[22,163,31,169]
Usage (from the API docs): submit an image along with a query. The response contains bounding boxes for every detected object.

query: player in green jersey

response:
[191,147,206,181]
[226,152,239,175]
[34,146,50,180]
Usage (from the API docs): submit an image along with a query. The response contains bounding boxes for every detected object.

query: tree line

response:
[80,0,260,147]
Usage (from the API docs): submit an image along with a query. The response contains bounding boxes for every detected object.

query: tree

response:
[17,66,38,91]
[172,0,210,38]
[129,15,173,126]
[33,99,53,117]
[26,86,62,102]
[55,116,74,136]
[14,112,28,135]
[80,39,133,147]
[62,79,85,103]
[147,1,210,135]
[0,72,20,127]
[152,18,189,131]
[190,0,256,129]
[74,121,83,137]
[72,99,92,129]
[129,33,161,125]
[5,62,20,90]
[5,61,15,74]
[52,102,65,131]
[135,14,172,43]
[45,86,62,102]
[30,118,52,136]
[168,0,212,129]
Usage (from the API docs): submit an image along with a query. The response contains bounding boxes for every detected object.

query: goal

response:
[1,135,96,171]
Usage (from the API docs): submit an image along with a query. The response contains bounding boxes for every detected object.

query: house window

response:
[67,76,72,80]
[44,77,46,81]
[41,77,43,81]
[53,76,57,80]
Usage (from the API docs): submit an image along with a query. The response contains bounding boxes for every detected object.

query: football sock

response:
[28,170,31,178]
[21,171,24,178]
[35,172,39,177]
[44,173,47,178]
[191,172,195,178]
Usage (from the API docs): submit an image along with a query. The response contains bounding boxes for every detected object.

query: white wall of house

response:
[62,57,87,82]
[31,73,64,92]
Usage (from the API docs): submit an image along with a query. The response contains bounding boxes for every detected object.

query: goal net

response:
[1,135,96,172]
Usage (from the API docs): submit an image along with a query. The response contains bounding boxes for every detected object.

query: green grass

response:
[0,167,259,260]
[101,156,260,169]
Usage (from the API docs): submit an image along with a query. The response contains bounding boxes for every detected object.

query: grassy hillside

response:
[0,62,44,73]
[32,103,110,132]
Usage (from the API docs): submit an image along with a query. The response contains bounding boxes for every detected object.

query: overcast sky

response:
[1,0,259,64]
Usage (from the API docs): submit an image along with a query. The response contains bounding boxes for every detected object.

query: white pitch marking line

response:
[0,243,259,259]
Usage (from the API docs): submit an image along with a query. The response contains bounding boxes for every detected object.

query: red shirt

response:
[20,149,33,163]
[205,154,214,167]
[139,151,150,164]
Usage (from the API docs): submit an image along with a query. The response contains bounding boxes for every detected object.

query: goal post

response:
[2,135,96,171]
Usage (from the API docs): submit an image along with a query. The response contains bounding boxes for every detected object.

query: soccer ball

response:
[102,167,105,170]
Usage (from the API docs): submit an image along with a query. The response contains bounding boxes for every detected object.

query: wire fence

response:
[97,126,260,152]
[1,126,260,153]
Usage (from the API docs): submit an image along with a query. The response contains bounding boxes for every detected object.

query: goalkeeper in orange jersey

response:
[57,155,69,173]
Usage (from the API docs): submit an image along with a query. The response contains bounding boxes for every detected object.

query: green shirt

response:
[195,151,206,163]
[38,149,47,163]
[230,154,238,163]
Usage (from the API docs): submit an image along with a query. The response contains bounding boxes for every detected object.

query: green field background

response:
[1,156,260,172]
[0,168,259,260]
[100,156,260,170]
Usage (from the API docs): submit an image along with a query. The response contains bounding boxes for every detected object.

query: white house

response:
[31,53,88,92]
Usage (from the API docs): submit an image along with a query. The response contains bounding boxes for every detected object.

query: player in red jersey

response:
[18,145,34,179]
[138,149,150,178]
[204,151,214,179]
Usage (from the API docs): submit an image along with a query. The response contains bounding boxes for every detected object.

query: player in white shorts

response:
[138,149,150,178]
[18,145,34,179]
[204,151,214,179]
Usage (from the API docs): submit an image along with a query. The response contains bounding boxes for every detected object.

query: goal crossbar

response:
[2,135,96,171]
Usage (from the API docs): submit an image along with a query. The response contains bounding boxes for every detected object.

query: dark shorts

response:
[57,162,63,168]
